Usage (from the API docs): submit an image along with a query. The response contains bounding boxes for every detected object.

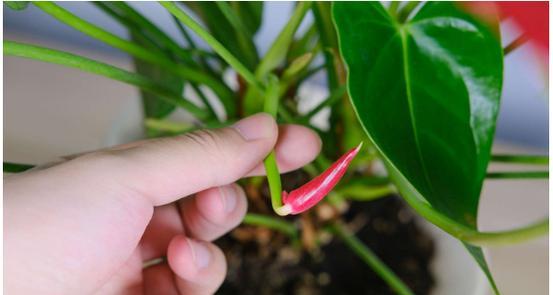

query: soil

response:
[215,172,435,295]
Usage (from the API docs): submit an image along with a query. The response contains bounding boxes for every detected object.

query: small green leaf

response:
[282,52,313,82]
[333,2,503,293]
[5,1,29,11]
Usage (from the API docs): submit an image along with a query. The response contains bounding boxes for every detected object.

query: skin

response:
[4,113,321,295]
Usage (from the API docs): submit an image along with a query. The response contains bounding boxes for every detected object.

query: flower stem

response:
[328,222,414,295]
[262,76,285,215]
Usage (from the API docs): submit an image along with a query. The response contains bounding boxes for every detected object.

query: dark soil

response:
[215,172,435,295]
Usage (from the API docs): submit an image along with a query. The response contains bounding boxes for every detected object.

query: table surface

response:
[4,37,548,295]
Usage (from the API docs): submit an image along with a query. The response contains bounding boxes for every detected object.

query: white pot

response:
[104,86,490,295]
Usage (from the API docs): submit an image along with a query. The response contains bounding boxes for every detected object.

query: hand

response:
[5,113,321,295]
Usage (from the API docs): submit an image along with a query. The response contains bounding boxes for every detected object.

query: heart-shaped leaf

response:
[333,2,503,292]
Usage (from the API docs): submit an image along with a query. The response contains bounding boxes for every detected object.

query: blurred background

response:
[4,2,549,294]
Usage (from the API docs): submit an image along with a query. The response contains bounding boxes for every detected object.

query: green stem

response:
[329,223,414,295]
[337,185,396,202]
[190,84,219,120]
[262,76,285,215]
[4,40,209,120]
[504,34,529,56]
[171,14,220,75]
[4,162,35,173]
[397,180,549,246]
[34,1,235,117]
[243,213,298,239]
[93,2,164,53]
[491,154,548,165]
[302,86,347,120]
[486,171,549,179]
[144,118,194,134]
[160,1,262,91]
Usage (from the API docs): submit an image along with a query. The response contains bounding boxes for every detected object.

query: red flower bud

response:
[275,142,363,216]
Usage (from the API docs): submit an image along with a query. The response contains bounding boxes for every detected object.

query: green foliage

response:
[5,1,29,11]
[184,2,262,70]
[4,2,549,294]
[4,40,208,119]
[333,2,503,292]
[131,32,183,120]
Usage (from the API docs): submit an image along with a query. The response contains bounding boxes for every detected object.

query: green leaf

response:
[4,162,34,173]
[130,32,183,119]
[184,2,260,70]
[243,1,311,115]
[229,2,263,35]
[333,2,503,293]
[5,1,29,10]
[4,40,209,120]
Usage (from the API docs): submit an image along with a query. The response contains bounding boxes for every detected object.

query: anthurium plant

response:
[4,1,548,294]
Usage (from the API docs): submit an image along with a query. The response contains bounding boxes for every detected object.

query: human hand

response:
[5,113,321,295]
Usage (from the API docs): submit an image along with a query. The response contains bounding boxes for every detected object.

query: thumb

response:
[84,112,278,206]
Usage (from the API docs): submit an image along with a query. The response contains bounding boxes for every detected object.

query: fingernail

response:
[219,185,238,213]
[232,113,275,141]
[186,238,211,269]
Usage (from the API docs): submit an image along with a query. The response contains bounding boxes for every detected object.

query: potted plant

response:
[4,1,548,294]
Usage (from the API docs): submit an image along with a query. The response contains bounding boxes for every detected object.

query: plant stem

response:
[262,76,285,215]
[302,85,347,120]
[491,154,548,165]
[160,1,262,92]
[4,162,35,173]
[243,213,298,239]
[4,40,209,120]
[504,35,529,56]
[171,15,220,75]
[486,171,549,179]
[144,118,194,134]
[33,1,235,117]
[329,222,414,295]
[338,185,396,202]
[396,179,549,246]
[93,2,164,53]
